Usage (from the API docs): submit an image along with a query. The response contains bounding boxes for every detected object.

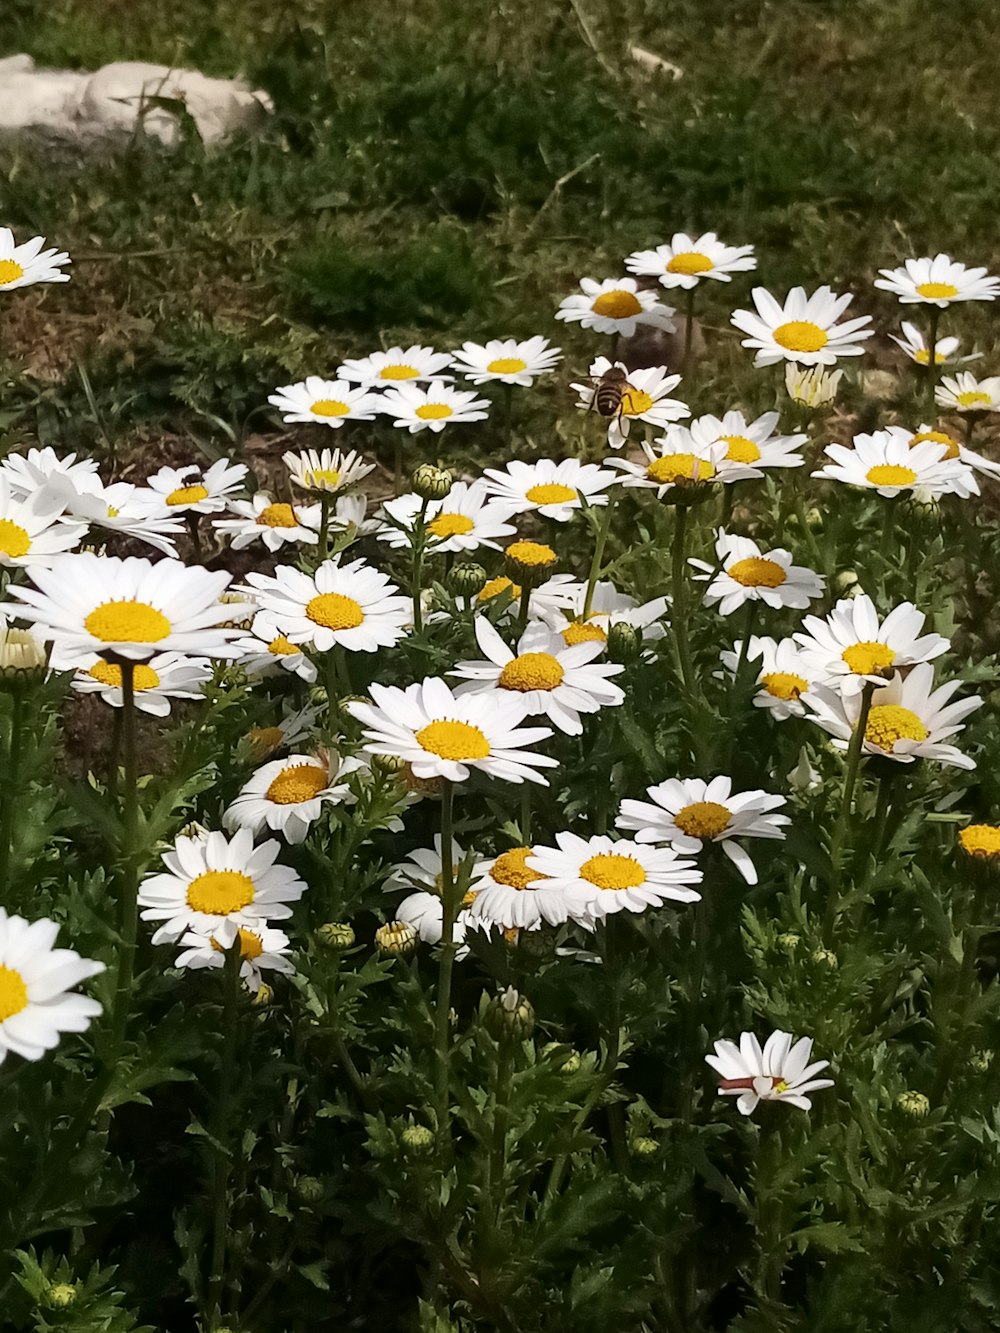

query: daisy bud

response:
[607,620,641,663]
[401,1124,435,1154]
[0,625,49,687]
[370,752,407,778]
[776,932,800,953]
[447,562,488,599]
[895,1090,930,1120]
[804,507,824,531]
[971,1050,994,1073]
[317,921,356,951]
[630,1136,659,1158]
[811,947,838,970]
[516,929,557,963]
[411,464,453,501]
[561,1050,582,1074]
[46,1285,77,1309]
[486,985,535,1040]
[376,920,419,957]
[504,540,557,586]
[217,592,257,630]
[253,983,274,1008]
[958,824,1000,862]
[295,1174,323,1203]
[834,569,860,596]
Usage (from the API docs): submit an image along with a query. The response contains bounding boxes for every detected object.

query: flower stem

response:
[0,697,24,893]
[433,780,458,1144]
[109,660,141,1057]
[682,287,696,370]
[515,583,532,637]
[730,601,760,712]
[318,493,332,561]
[582,498,614,619]
[671,505,696,697]
[393,436,404,495]
[206,939,242,1330]
[822,682,874,945]
[412,500,429,633]
[925,306,941,406]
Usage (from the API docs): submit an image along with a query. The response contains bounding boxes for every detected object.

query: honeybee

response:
[588,364,635,424]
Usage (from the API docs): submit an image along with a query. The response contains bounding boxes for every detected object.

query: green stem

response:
[965,415,977,449]
[682,287,696,370]
[318,493,332,562]
[925,306,941,405]
[108,660,140,1057]
[515,582,532,638]
[393,436,404,495]
[108,705,123,801]
[730,601,761,712]
[501,382,514,450]
[877,500,897,563]
[582,498,614,620]
[412,500,429,633]
[0,698,24,895]
[206,940,242,1330]
[520,787,532,843]
[433,781,458,1144]
[822,682,874,946]
[671,505,696,698]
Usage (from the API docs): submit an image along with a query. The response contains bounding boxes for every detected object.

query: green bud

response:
[607,620,641,663]
[47,1284,77,1309]
[516,928,557,963]
[253,983,273,1008]
[401,1123,435,1154]
[804,506,823,532]
[811,947,838,970]
[630,1136,659,1158]
[971,1050,994,1073]
[486,986,535,1041]
[834,569,859,596]
[370,752,407,777]
[447,562,488,599]
[776,932,800,953]
[376,920,419,957]
[317,921,356,951]
[0,626,49,691]
[411,464,453,501]
[295,1175,324,1203]
[895,1090,930,1120]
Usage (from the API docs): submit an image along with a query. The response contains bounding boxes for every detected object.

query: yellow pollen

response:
[959,824,1000,860]
[913,348,946,366]
[957,391,991,408]
[305,592,364,630]
[762,671,808,701]
[416,719,491,761]
[721,434,761,463]
[498,652,564,692]
[258,503,298,528]
[267,635,298,656]
[310,399,350,417]
[507,540,557,568]
[673,800,731,839]
[666,251,713,275]
[265,763,328,804]
[106,506,120,518]
[727,556,786,589]
[842,641,896,675]
[646,454,715,485]
[580,853,647,891]
[304,468,341,488]
[866,464,917,488]
[211,927,265,960]
[0,519,31,559]
[563,621,606,646]
[864,704,929,751]
[166,484,209,506]
[486,357,528,374]
[378,364,419,381]
[461,887,480,908]
[621,387,655,416]
[88,661,160,691]
[0,964,29,1020]
[187,869,256,915]
[525,483,577,506]
[429,512,474,539]
[415,403,454,420]
[478,576,520,602]
[592,290,642,319]
[774,1079,790,1094]
[85,599,171,644]
[773,321,829,353]
[0,259,26,285]
[910,430,960,459]
[915,281,959,300]
[491,846,543,891]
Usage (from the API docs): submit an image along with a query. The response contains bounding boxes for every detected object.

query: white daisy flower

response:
[281,447,375,495]
[573,357,689,448]
[49,476,184,557]
[526,832,701,924]
[467,845,573,929]
[889,321,976,367]
[616,776,789,886]
[874,254,1000,307]
[214,493,321,552]
[240,556,409,654]
[385,837,492,948]
[347,677,558,786]
[0,447,99,497]
[379,382,490,434]
[610,434,762,499]
[706,1030,833,1116]
[0,228,71,290]
[449,336,561,386]
[146,459,249,514]
[338,345,454,385]
[0,909,103,1065]
[480,458,617,521]
[731,286,873,367]
[138,827,308,944]
[4,553,238,662]
[908,422,1000,482]
[267,376,382,428]
[329,492,379,536]
[231,614,318,683]
[541,580,670,648]
[625,232,756,289]
[555,276,677,337]
[685,410,806,472]
[793,594,950,697]
[244,704,321,764]
[804,662,981,770]
[935,371,1000,414]
[64,651,212,717]
[784,365,843,408]
[0,478,86,568]
[173,920,295,994]
[451,617,625,735]
[814,428,978,500]
[223,750,362,845]
[474,573,580,620]
[378,482,517,554]
[690,530,824,616]
[718,635,818,720]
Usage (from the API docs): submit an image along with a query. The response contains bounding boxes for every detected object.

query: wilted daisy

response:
[0,447,100,499]
[231,615,318,684]
[706,1031,833,1116]
[379,482,517,554]
[347,677,558,785]
[282,447,375,495]
[542,580,670,648]
[451,617,625,735]
[0,228,71,290]
[718,636,818,719]
[686,410,806,472]
[380,382,490,434]
[784,364,843,408]
[814,429,978,500]
[691,531,824,616]
[66,651,212,716]
[138,828,308,944]
[527,832,701,924]
[0,909,103,1065]
[555,276,676,337]
[804,662,981,770]
[935,371,1000,414]
[794,594,950,696]
[338,345,453,385]
[617,776,789,885]
[625,232,756,289]
[51,477,184,556]
[173,920,295,993]
[468,846,573,929]
[267,377,382,427]
[450,336,561,386]
[731,286,873,367]
[224,750,361,844]
[573,358,689,448]
[146,459,249,514]
[0,479,86,568]
[874,254,1000,307]
[481,458,617,521]
[5,553,237,662]
[241,557,409,654]
[889,321,973,367]
[214,493,321,552]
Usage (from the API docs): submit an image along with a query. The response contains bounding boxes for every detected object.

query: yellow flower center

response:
[915,281,959,300]
[310,399,350,417]
[646,454,715,485]
[773,321,829,353]
[416,719,491,761]
[666,251,713,275]
[774,1079,790,1094]
[910,430,960,459]
[621,387,655,416]
[304,468,341,489]
[913,348,946,366]
[727,557,787,588]
[378,364,419,381]
[491,846,543,891]
[0,519,31,559]
[258,503,298,528]
[957,391,991,408]
[84,600,171,644]
[0,259,26,285]
[462,887,480,908]
[429,512,474,539]
[579,852,646,891]
[106,506,121,518]
[498,652,564,692]
[842,641,896,675]
[486,357,528,374]
[721,434,761,463]
[166,484,209,506]
[959,824,1000,860]
[864,704,929,751]
[88,661,160,690]
[507,540,557,568]
[187,869,256,915]
[306,592,364,630]
[762,671,808,701]
[265,762,328,804]
[591,290,642,319]
[268,635,298,656]
[248,725,284,756]
[0,963,29,1021]
[673,800,732,839]
[478,576,520,602]
[211,927,265,960]
[562,621,607,646]
[415,403,454,420]
[866,464,917,488]
[525,483,577,506]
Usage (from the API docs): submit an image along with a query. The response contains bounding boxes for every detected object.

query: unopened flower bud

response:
[401,1124,435,1154]
[486,985,535,1040]
[776,932,800,953]
[895,1090,930,1120]
[607,620,641,663]
[504,540,557,586]
[516,929,557,963]
[971,1049,994,1073]
[447,562,488,599]
[253,983,273,1008]
[412,464,453,501]
[834,569,860,596]
[217,592,257,630]
[376,920,419,957]
[630,1136,659,1158]
[295,1175,323,1203]
[0,625,49,688]
[804,507,824,532]
[317,921,355,951]
[811,947,838,970]
[370,752,407,778]
[47,1284,77,1309]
